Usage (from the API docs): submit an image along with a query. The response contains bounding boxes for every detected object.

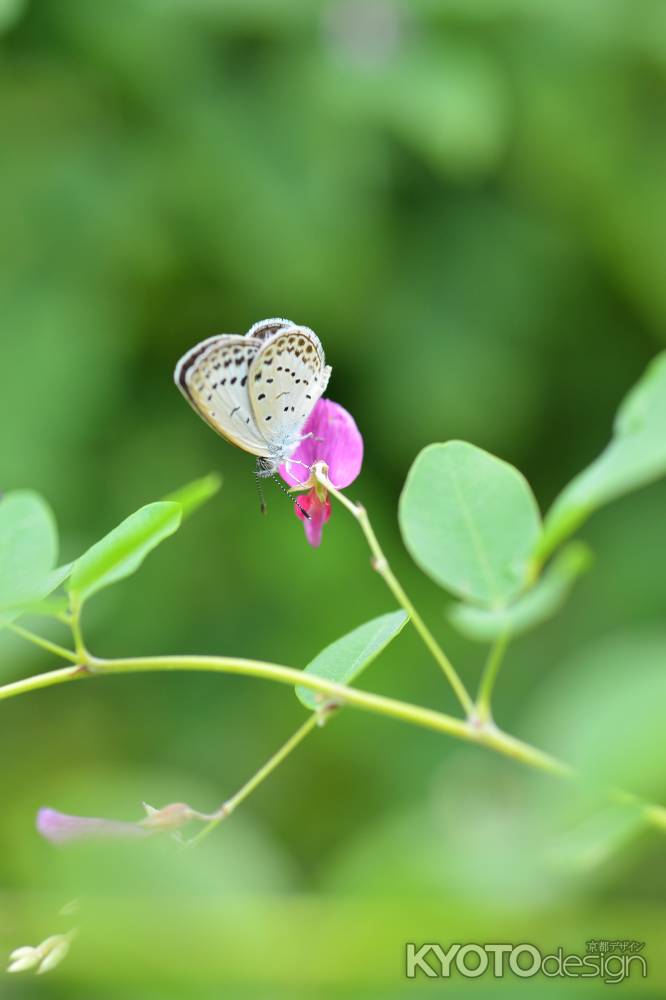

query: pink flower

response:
[36,802,205,844]
[280,399,363,547]
[37,808,149,844]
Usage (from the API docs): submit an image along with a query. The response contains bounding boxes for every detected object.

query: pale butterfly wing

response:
[249,326,331,448]
[245,317,294,342]
[174,334,271,457]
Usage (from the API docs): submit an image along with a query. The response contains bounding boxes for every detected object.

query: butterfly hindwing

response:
[249,326,331,445]
[174,335,271,456]
[245,317,293,343]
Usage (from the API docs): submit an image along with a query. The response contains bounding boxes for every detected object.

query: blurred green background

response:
[1,0,666,996]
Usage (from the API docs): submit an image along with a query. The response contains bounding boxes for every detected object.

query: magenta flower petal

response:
[280,399,363,489]
[294,491,331,547]
[37,808,149,844]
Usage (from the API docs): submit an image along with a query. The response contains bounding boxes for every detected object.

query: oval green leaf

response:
[0,490,59,615]
[448,543,592,642]
[69,501,182,604]
[296,610,408,710]
[399,441,542,608]
[0,590,70,627]
[548,801,646,873]
[538,352,666,563]
[1,562,74,624]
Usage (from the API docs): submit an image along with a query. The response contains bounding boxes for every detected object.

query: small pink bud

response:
[37,807,149,844]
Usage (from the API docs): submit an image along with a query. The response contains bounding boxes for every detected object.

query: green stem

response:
[6,623,80,664]
[0,664,85,700]
[186,714,320,847]
[314,465,475,718]
[92,654,475,743]
[475,631,510,724]
[0,651,565,776]
[3,652,666,829]
[69,597,87,660]
[476,721,569,776]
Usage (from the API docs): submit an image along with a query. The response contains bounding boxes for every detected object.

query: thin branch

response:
[313,464,475,717]
[0,651,566,776]
[186,714,321,848]
[6,623,80,664]
[474,630,511,725]
[2,651,666,831]
[69,597,87,660]
[0,664,86,700]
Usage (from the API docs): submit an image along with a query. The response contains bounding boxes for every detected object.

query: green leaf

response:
[0,0,26,34]
[43,561,73,589]
[0,592,70,625]
[448,542,592,642]
[69,502,182,604]
[0,490,60,619]
[527,631,666,800]
[296,611,408,710]
[547,801,646,873]
[399,441,542,608]
[382,42,507,178]
[0,563,74,627]
[164,472,222,519]
[538,352,666,562]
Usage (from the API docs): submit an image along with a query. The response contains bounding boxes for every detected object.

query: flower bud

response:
[7,931,76,975]
[36,934,72,975]
[141,802,199,831]
[7,948,40,973]
[37,807,148,844]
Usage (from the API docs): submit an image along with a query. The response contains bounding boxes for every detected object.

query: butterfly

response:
[174,317,332,498]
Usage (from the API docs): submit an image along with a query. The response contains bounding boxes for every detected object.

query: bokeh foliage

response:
[1,0,665,996]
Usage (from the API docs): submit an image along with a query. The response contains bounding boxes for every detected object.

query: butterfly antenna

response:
[255,469,267,515]
[270,474,311,520]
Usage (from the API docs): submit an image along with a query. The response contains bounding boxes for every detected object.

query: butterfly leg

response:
[255,459,310,519]
[297,432,325,444]
[269,473,311,520]
[254,462,268,515]
[284,458,310,487]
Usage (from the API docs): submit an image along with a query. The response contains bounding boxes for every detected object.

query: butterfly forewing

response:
[249,326,331,445]
[174,335,271,456]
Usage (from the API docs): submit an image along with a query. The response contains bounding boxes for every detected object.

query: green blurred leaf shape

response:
[385,43,508,177]
[296,610,408,710]
[0,0,26,34]
[528,631,666,801]
[448,542,591,642]
[538,352,666,561]
[399,442,542,608]
[69,502,182,604]
[6,594,71,620]
[164,472,221,518]
[0,490,71,624]
[547,800,646,874]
